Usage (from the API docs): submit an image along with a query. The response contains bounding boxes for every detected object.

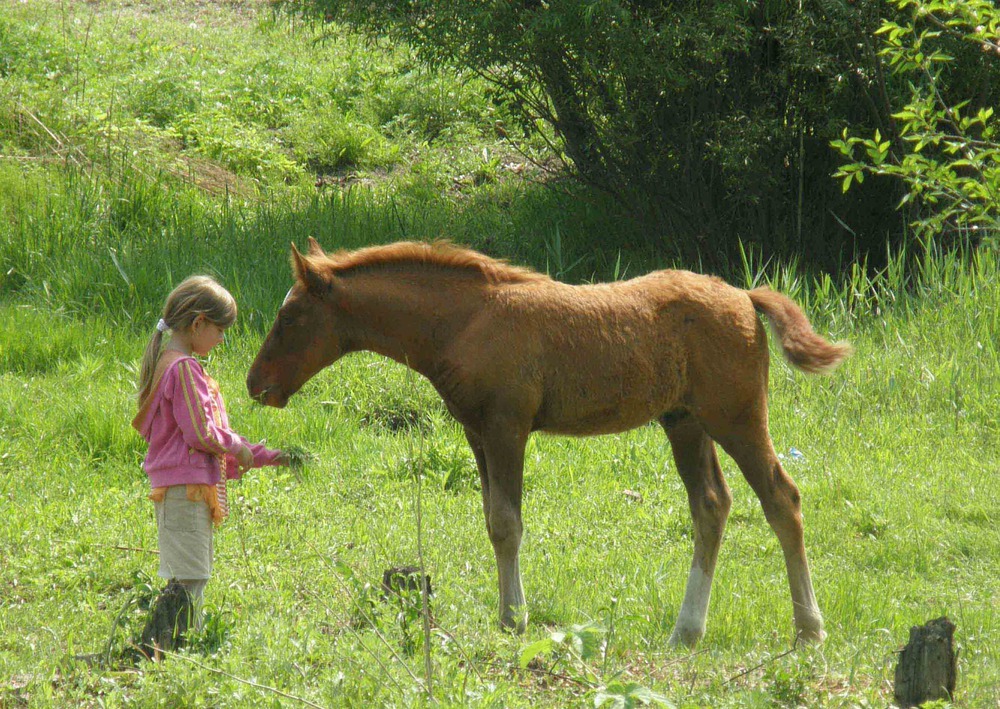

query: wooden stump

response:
[381,565,433,599]
[139,579,193,662]
[894,616,957,707]
[380,566,434,657]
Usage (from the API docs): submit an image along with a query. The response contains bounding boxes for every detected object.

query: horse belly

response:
[536,355,682,436]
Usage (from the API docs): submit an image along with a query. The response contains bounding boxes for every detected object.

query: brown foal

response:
[247,238,851,646]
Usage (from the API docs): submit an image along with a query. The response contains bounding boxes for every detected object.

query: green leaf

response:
[595,681,677,708]
[519,638,555,668]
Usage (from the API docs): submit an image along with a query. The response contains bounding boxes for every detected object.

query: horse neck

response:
[343,268,488,373]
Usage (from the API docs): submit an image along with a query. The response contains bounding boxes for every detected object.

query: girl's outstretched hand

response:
[235,445,254,473]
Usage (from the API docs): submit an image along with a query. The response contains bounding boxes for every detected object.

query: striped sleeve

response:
[245,439,284,467]
[223,438,285,480]
[168,359,245,457]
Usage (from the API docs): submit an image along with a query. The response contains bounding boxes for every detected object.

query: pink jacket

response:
[134,355,282,488]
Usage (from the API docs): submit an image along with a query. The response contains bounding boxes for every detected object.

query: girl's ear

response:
[291,242,332,295]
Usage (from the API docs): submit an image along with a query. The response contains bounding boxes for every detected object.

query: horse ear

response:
[290,242,331,294]
[306,236,325,257]
[290,242,307,279]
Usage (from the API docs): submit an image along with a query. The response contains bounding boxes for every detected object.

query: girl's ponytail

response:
[137,329,164,405]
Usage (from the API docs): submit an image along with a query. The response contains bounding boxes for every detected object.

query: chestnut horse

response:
[247,238,850,647]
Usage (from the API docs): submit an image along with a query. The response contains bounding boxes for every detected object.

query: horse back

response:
[442,270,767,436]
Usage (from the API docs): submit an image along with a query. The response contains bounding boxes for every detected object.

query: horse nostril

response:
[246,374,267,402]
[247,371,266,399]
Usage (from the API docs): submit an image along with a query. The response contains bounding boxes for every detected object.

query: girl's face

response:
[190,315,226,356]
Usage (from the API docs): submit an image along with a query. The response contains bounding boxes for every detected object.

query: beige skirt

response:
[153,485,214,580]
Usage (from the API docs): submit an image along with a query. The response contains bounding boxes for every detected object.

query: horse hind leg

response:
[661,414,733,648]
[714,417,826,644]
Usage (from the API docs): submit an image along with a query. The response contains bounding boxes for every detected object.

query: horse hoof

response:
[500,612,528,635]
[796,626,827,645]
[668,625,704,649]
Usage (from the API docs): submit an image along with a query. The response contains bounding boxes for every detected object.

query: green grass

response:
[0,0,517,189]
[2,250,998,707]
[1,1,998,707]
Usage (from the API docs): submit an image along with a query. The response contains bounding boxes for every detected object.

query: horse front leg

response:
[464,427,491,535]
[480,426,528,632]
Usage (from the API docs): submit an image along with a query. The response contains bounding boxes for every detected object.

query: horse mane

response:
[323,241,549,285]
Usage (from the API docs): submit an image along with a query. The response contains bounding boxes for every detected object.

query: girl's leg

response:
[154,486,214,633]
[176,578,209,630]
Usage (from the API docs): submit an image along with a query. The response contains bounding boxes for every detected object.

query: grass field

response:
[2,245,998,708]
[1,2,998,707]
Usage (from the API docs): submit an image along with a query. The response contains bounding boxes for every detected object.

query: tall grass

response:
[0,150,646,331]
[3,156,999,705]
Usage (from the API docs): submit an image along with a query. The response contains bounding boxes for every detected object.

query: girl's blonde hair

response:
[137,275,237,404]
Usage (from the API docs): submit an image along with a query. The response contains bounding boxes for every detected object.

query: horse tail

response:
[747,287,852,374]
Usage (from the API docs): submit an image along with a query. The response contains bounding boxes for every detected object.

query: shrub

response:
[282,103,395,173]
[833,0,1000,248]
[126,72,202,128]
[281,0,1000,269]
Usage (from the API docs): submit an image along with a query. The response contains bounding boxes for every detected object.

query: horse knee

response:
[783,479,801,510]
[770,474,803,519]
[488,507,522,550]
[758,478,807,547]
[708,485,733,518]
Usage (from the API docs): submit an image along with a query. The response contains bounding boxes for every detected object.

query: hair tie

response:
[156,318,170,333]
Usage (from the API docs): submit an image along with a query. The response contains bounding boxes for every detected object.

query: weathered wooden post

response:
[894,616,957,707]
[139,579,193,662]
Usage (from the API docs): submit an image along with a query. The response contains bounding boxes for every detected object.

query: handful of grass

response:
[283,445,316,473]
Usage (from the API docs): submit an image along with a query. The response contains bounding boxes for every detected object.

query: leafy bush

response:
[282,103,396,173]
[364,68,480,142]
[173,110,301,181]
[282,0,1000,268]
[833,0,1000,247]
[0,17,71,81]
[393,442,478,493]
[126,72,202,128]
[0,19,33,78]
[226,56,312,130]
[519,622,675,708]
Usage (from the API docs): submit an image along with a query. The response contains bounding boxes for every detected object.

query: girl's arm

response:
[223,439,286,480]
[241,438,285,468]
[167,359,247,458]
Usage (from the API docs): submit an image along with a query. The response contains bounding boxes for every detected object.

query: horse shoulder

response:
[431,302,542,425]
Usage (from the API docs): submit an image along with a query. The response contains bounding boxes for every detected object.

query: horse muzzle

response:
[246,372,288,408]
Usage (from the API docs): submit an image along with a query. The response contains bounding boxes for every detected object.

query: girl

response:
[132,275,288,632]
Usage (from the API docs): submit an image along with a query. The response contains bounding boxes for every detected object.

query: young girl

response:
[132,275,288,631]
